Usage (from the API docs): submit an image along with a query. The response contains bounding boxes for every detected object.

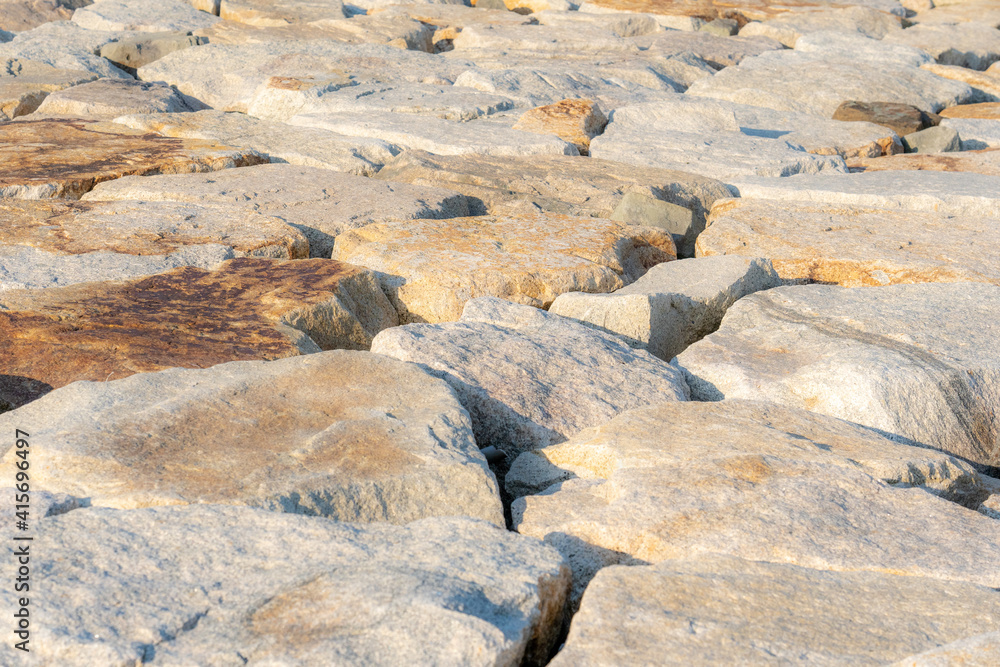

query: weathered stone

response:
[370,2,534,52]
[372,298,689,458]
[697,198,1000,288]
[911,1,1000,28]
[0,119,268,200]
[699,17,737,36]
[921,63,1000,103]
[0,20,132,78]
[940,102,1000,119]
[0,507,567,666]
[112,109,396,176]
[73,0,219,32]
[219,0,346,25]
[0,58,97,120]
[0,0,81,32]
[552,556,1000,666]
[729,170,1000,217]
[886,22,1000,70]
[533,8,661,38]
[832,100,928,138]
[452,23,639,56]
[633,29,784,69]
[940,116,1000,149]
[674,283,1000,467]
[790,29,933,66]
[512,99,608,155]
[196,14,435,51]
[2,351,504,525]
[332,212,677,323]
[575,0,906,24]
[289,111,577,157]
[608,191,695,253]
[0,258,397,409]
[892,632,1000,667]
[510,400,997,603]
[98,30,202,75]
[847,147,1000,175]
[739,6,901,47]
[84,163,470,258]
[901,124,962,153]
[549,256,781,361]
[34,78,200,120]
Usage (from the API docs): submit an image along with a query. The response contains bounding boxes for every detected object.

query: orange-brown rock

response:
[831,100,928,138]
[846,148,1000,176]
[513,99,608,156]
[939,102,1000,120]
[332,213,676,323]
[0,258,397,410]
[0,119,268,199]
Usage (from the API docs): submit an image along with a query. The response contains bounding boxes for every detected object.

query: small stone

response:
[832,100,927,138]
[512,98,608,156]
[476,0,509,9]
[901,125,962,153]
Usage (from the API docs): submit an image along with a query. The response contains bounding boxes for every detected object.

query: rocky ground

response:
[0,0,999,664]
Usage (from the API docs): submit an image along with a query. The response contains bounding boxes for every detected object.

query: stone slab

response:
[885,22,1000,70]
[847,147,1000,175]
[219,0,347,25]
[34,77,200,120]
[0,58,97,121]
[941,117,1000,149]
[893,632,1000,667]
[72,0,220,32]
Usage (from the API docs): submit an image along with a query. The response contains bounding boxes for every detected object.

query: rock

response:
[192,14,434,52]
[885,22,1000,70]
[549,256,781,361]
[739,6,902,48]
[892,632,1000,667]
[510,399,997,604]
[0,0,79,32]
[768,30,931,67]
[608,192,695,253]
[373,151,732,256]
[0,58,97,121]
[112,109,397,176]
[0,198,309,289]
[940,117,1000,149]
[0,507,568,666]
[288,111,578,157]
[533,9,661,39]
[940,102,1000,119]
[729,170,1000,217]
[633,30,784,69]
[451,23,639,56]
[0,20,133,78]
[72,0,220,32]
[0,119,268,200]
[219,0,347,25]
[0,257,397,409]
[698,198,1000,288]
[372,297,689,458]
[921,63,1000,103]
[512,99,608,156]
[832,100,928,138]
[673,283,1000,468]
[98,30,202,75]
[901,124,962,153]
[33,78,200,120]
[847,148,1000,176]
[575,0,907,24]
[370,3,534,52]
[333,212,676,323]
[1,351,504,525]
[552,556,1000,666]
[83,163,470,259]
[699,17,738,36]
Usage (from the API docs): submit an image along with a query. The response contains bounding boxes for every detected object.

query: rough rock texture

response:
[674,283,1000,468]
[113,109,397,176]
[512,98,608,155]
[832,100,928,138]
[893,632,1000,667]
[510,400,997,603]
[0,258,397,410]
[1,352,504,525]
[372,298,689,457]
[633,29,784,69]
[901,125,961,153]
[846,148,1000,176]
[0,58,97,121]
[697,198,1000,288]
[72,0,220,32]
[941,116,1000,150]
[0,0,82,32]
[34,78,200,120]
[549,256,781,361]
[578,0,907,24]
[220,0,347,25]
[0,507,568,666]
[83,163,470,258]
[373,151,732,256]
[0,20,133,79]
[738,6,901,47]
[920,63,1000,103]
[0,119,268,199]
[551,556,1000,666]
[886,22,1000,70]
[99,31,203,75]
[332,212,677,323]
[940,102,1000,119]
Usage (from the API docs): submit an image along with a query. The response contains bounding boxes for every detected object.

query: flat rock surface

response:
[220,0,347,25]
[0,58,97,121]
[332,212,677,323]
[940,102,1000,119]
[885,22,1000,70]
[738,6,901,47]
[1,351,504,525]
[552,556,1000,666]
[633,30,784,69]
[893,632,1000,667]
[510,399,997,602]
[697,198,1000,287]
[72,0,220,32]
[372,297,689,457]
[83,163,470,258]
[0,257,397,410]
[0,119,268,199]
[0,21,134,79]
[941,116,1000,149]
[674,283,1000,467]
[33,77,200,119]
[0,507,567,666]
[921,63,1000,103]
[846,148,1000,176]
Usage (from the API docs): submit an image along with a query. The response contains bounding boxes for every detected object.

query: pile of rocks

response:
[1,0,999,663]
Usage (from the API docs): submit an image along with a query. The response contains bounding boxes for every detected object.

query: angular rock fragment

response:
[99,30,203,75]
[832,99,929,138]
[0,58,96,120]
[0,119,268,199]
[674,283,1000,467]
[332,212,676,323]
[72,0,220,32]
[34,78,200,120]
[0,507,567,665]
[372,298,689,457]
[901,125,961,153]
[1,351,504,525]
[550,256,781,361]
[0,257,397,409]
[512,99,608,155]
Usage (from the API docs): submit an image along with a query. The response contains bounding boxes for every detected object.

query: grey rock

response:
[699,18,738,37]
[891,632,1000,667]
[738,6,902,48]
[941,117,1000,149]
[901,124,962,153]
[633,29,784,70]
[885,22,1000,71]
[99,30,202,75]
[609,192,695,254]
[0,21,133,78]
[0,58,98,121]
[34,78,199,119]
[72,0,220,32]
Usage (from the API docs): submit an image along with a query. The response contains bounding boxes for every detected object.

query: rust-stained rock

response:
[939,102,1000,120]
[0,59,97,121]
[0,119,268,199]
[697,198,1000,287]
[846,148,1000,176]
[332,213,677,323]
[0,258,398,410]
[513,99,608,156]
[831,100,928,138]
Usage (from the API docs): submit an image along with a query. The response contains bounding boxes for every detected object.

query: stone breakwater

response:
[1,0,1000,664]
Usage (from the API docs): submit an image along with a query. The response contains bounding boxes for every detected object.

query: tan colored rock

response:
[0,119,268,199]
[0,59,97,121]
[99,31,203,75]
[697,198,1000,287]
[512,99,608,155]
[892,632,1000,667]
[831,100,927,137]
[847,147,1000,175]
[332,213,676,323]
[219,0,346,26]
[0,258,397,410]
[922,63,1000,102]
[0,0,78,32]
[939,102,1000,119]
[552,557,1000,667]
[33,78,199,120]
[510,400,997,604]
[633,29,784,68]
[578,0,905,24]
